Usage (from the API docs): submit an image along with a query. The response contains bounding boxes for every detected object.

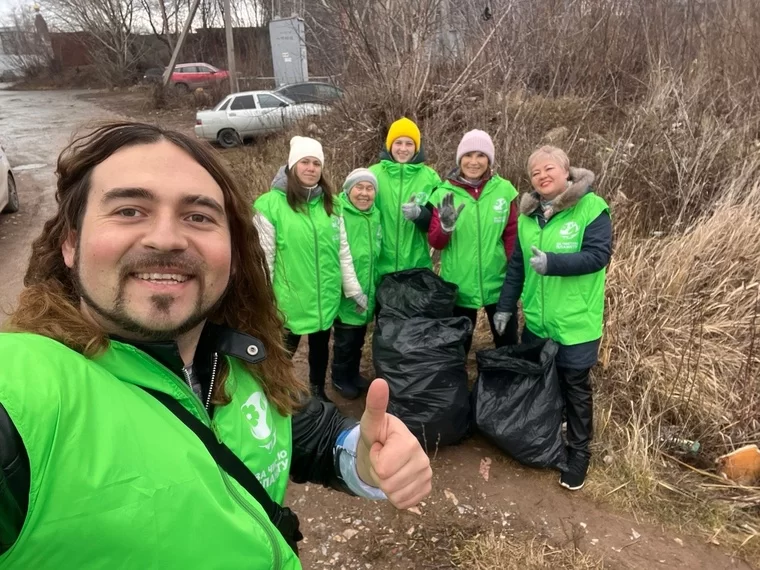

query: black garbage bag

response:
[473,340,567,470]
[376,268,458,320]
[373,316,472,448]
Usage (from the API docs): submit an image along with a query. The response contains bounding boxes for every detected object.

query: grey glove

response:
[439,192,465,233]
[401,196,422,221]
[493,311,512,336]
[352,293,369,314]
[530,246,548,275]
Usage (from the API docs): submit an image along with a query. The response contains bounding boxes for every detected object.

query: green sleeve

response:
[252,191,275,222]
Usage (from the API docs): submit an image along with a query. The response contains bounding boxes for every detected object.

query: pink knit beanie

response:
[456,129,495,165]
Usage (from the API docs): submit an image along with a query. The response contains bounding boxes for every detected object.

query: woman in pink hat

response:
[428,130,519,353]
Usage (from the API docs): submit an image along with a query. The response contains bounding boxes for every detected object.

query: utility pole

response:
[225,0,239,93]
[439,0,457,60]
[162,0,202,86]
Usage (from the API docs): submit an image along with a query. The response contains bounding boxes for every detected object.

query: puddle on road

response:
[12,163,47,172]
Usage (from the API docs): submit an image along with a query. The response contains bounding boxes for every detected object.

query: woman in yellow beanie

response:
[370,117,441,279]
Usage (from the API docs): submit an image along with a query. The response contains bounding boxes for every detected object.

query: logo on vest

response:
[242,392,277,451]
[413,191,428,205]
[332,217,341,241]
[559,221,580,240]
[493,198,508,213]
[492,197,509,224]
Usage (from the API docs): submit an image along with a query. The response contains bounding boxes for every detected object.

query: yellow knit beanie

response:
[385,117,421,153]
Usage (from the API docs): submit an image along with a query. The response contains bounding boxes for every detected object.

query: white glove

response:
[493,311,512,336]
[352,293,369,314]
[401,197,422,221]
[530,246,548,275]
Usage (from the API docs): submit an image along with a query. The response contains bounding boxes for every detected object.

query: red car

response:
[170,63,229,92]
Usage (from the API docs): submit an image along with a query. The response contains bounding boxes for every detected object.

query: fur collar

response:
[519,167,595,219]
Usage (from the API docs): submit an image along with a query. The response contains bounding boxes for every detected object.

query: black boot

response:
[560,449,590,491]
[310,382,332,403]
[331,322,366,400]
[308,330,332,402]
[557,367,593,491]
[354,375,371,392]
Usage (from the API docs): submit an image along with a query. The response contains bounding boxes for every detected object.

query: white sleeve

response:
[336,425,387,500]
[338,216,363,298]
[253,212,276,278]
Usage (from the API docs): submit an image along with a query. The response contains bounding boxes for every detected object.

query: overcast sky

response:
[0,0,23,23]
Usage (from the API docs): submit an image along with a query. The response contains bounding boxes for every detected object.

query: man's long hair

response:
[7,121,309,415]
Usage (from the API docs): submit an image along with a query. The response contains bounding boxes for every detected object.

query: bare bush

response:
[2,8,55,79]
[45,0,146,84]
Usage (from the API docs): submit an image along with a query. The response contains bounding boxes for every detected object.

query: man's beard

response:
[73,250,226,342]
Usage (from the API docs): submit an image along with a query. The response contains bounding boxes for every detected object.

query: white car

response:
[0,143,19,214]
[194,90,329,148]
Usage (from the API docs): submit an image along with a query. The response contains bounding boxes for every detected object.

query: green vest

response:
[0,333,298,570]
[370,160,440,277]
[336,192,382,326]
[255,189,342,335]
[518,192,610,346]
[430,175,518,308]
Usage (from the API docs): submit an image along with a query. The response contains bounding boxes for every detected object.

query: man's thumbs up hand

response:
[356,379,432,510]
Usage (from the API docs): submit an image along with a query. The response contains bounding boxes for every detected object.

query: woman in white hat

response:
[253,136,367,401]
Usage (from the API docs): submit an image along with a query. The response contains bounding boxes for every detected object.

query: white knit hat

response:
[343,168,378,195]
[288,136,324,170]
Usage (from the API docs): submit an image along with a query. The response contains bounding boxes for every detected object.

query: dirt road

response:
[0,88,754,569]
[0,89,113,319]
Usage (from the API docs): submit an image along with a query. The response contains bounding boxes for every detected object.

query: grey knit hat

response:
[342,168,378,195]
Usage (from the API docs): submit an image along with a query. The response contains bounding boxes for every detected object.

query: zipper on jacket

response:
[538,222,546,334]
[307,206,324,329]
[219,468,284,569]
[395,165,404,272]
[475,199,485,304]
[366,213,374,324]
[182,366,194,393]
[134,351,285,568]
[205,352,219,410]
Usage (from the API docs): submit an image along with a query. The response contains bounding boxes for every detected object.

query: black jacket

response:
[496,168,613,368]
[0,322,357,554]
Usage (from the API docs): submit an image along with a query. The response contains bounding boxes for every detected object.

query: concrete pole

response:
[224,0,239,93]
[162,0,202,86]
[439,0,452,58]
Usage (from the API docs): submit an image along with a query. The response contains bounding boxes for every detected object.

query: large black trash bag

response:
[473,340,567,470]
[376,268,458,320]
[373,316,472,448]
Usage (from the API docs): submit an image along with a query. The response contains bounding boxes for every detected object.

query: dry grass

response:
[452,531,605,570]
[589,169,760,559]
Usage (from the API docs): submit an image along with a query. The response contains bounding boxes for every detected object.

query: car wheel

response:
[174,82,190,94]
[217,129,241,148]
[3,173,19,213]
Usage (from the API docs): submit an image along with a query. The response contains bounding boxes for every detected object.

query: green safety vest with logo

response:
[370,159,440,277]
[255,189,342,335]
[518,192,610,346]
[430,175,518,309]
[336,192,382,326]
[0,333,298,570]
